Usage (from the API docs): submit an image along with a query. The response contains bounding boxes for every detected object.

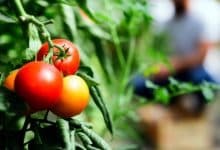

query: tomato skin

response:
[15,61,63,110]
[37,39,80,76]
[4,69,19,91]
[51,75,90,118]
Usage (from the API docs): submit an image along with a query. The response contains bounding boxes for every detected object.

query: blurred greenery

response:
[0,0,154,148]
[0,0,219,149]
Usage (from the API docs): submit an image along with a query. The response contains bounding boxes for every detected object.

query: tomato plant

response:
[37,39,80,76]
[51,75,90,118]
[15,61,63,110]
[1,0,218,149]
[0,0,113,149]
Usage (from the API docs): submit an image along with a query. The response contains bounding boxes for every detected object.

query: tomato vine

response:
[0,0,113,149]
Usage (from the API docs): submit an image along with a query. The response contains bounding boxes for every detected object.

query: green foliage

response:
[89,86,113,134]
[27,23,41,59]
[0,0,219,149]
[0,87,27,114]
[0,0,113,149]
[145,78,220,104]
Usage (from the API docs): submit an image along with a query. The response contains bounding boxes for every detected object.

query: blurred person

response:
[132,0,216,114]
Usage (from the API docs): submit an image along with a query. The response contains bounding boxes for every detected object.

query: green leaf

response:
[78,65,94,77]
[75,142,86,150]
[77,132,93,145]
[0,12,17,23]
[27,23,41,59]
[87,145,102,150]
[201,86,214,101]
[29,125,63,150]
[77,72,99,86]
[56,119,72,149]
[0,87,27,114]
[70,130,76,150]
[91,37,114,82]
[60,4,77,41]
[155,88,170,104]
[32,123,43,145]
[57,0,77,6]
[87,25,111,40]
[145,80,158,89]
[0,72,5,86]
[81,126,111,150]
[177,82,194,91]
[68,118,92,129]
[168,77,179,85]
[74,7,111,40]
[90,86,113,134]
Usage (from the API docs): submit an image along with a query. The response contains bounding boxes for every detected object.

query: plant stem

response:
[111,26,125,68]
[123,37,136,86]
[44,110,49,120]
[19,115,30,148]
[14,0,27,16]
[31,118,55,125]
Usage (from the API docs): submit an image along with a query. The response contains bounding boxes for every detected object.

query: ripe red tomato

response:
[15,61,63,110]
[37,39,80,76]
[51,75,90,118]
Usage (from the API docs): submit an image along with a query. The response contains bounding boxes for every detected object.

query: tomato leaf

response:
[87,145,102,150]
[68,118,92,129]
[75,142,87,150]
[60,4,77,41]
[0,73,5,86]
[78,14,111,40]
[0,12,17,23]
[56,119,72,149]
[31,122,43,145]
[28,125,63,150]
[78,66,94,77]
[27,23,41,60]
[56,0,77,6]
[77,132,93,145]
[0,87,27,114]
[90,86,113,134]
[81,126,111,150]
[70,130,76,150]
[155,88,170,104]
[77,72,99,86]
[145,80,158,89]
[201,86,214,101]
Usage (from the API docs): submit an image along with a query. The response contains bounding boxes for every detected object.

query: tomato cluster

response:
[4,39,90,118]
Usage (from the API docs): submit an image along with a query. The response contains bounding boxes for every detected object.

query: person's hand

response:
[152,64,170,80]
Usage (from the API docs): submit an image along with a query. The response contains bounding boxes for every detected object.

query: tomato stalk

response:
[110,25,125,69]
[44,110,50,120]
[19,115,31,147]
[13,0,65,64]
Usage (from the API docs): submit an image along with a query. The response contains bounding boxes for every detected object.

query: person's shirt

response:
[164,13,205,57]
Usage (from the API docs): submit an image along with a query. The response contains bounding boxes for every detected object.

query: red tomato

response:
[15,61,63,110]
[37,39,80,76]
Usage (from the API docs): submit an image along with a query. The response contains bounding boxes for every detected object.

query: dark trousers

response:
[131,66,215,112]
